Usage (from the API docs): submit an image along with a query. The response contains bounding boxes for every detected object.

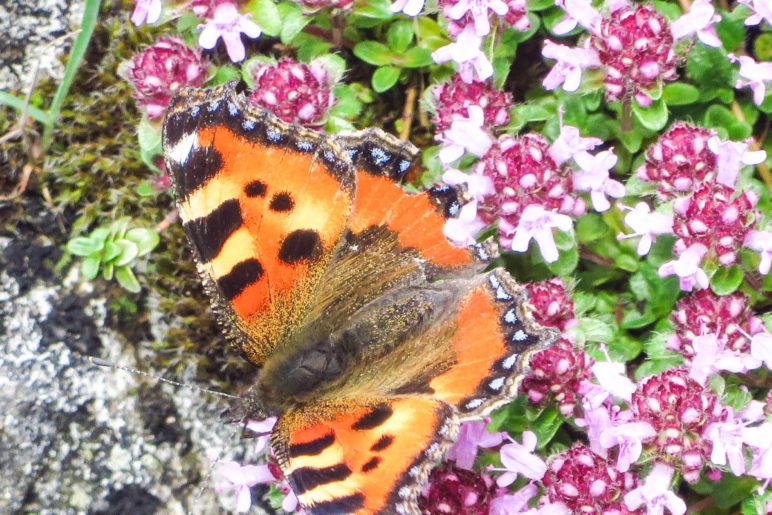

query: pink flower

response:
[542,40,601,92]
[624,463,687,515]
[390,0,425,16]
[511,204,573,263]
[672,183,758,266]
[443,168,495,201]
[658,243,709,292]
[131,0,162,26]
[438,105,494,163]
[689,333,761,386]
[638,122,718,199]
[432,26,494,83]
[419,464,495,514]
[119,37,207,119]
[489,484,539,514]
[742,422,772,484]
[592,4,677,105]
[548,122,602,167]
[745,230,772,275]
[552,0,602,35]
[572,149,625,212]
[446,420,505,470]
[431,75,512,134]
[750,330,772,369]
[705,410,747,475]
[707,136,767,189]
[496,431,547,486]
[198,3,262,63]
[245,416,277,454]
[670,0,722,48]
[731,54,772,106]
[215,461,275,513]
[524,278,577,332]
[248,58,335,125]
[617,202,674,256]
[441,0,509,37]
[599,421,656,472]
[444,201,486,246]
[739,0,772,26]
[591,360,636,402]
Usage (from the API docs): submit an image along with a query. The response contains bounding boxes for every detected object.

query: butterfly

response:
[162,81,557,515]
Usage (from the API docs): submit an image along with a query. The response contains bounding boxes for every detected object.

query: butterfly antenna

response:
[86,356,239,400]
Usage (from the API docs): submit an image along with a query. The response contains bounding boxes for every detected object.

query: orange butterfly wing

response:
[163,83,355,366]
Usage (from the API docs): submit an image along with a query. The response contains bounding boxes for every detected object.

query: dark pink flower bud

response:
[432,75,513,134]
[120,37,207,119]
[524,278,577,332]
[247,58,335,126]
[419,464,493,514]
[592,4,677,104]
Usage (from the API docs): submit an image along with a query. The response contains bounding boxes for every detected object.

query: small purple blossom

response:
[215,461,274,513]
[617,202,674,256]
[390,0,425,16]
[446,420,505,470]
[198,3,262,63]
[670,0,722,48]
[705,410,747,476]
[707,136,767,189]
[444,201,486,246]
[245,416,277,454]
[572,149,625,212]
[738,0,772,26]
[432,26,494,83]
[511,204,573,263]
[442,0,509,37]
[744,230,772,275]
[689,332,761,386]
[658,243,709,292]
[542,40,601,92]
[599,421,656,472]
[591,360,636,402]
[731,54,772,106]
[750,330,772,369]
[548,120,602,166]
[438,105,494,164]
[624,463,687,515]
[742,422,772,484]
[552,0,601,35]
[489,484,539,514]
[131,0,162,26]
[496,431,548,486]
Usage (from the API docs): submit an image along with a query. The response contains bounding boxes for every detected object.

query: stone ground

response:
[0,198,272,513]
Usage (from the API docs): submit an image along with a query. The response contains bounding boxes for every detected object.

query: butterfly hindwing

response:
[272,396,458,515]
[163,83,356,366]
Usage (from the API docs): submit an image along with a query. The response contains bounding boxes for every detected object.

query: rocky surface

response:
[0,1,86,92]
[0,199,270,513]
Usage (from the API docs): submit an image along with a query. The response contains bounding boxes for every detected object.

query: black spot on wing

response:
[244,180,267,197]
[289,464,351,495]
[183,199,242,263]
[278,230,322,264]
[175,146,223,199]
[352,404,393,430]
[288,433,335,458]
[427,184,462,218]
[370,434,394,452]
[216,259,263,299]
[270,192,294,212]
[361,457,381,472]
[308,494,366,515]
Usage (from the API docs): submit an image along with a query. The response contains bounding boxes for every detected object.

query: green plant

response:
[66,218,159,293]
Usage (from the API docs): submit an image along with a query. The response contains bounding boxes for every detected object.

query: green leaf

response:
[371,66,401,93]
[663,82,700,106]
[328,84,363,119]
[137,117,162,159]
[400,47,433,68]
[576,214,608,244]
[532,406,563,449]
[126,228,161,256]
[115,266,141,293]
[81,255,101,280]
[136,181,157,197]
[710,265,745,295]
[0,91,50,124]
[686,45,734,89]
[89,227,111,242]
[617,129,643,154]
[545,233,579,276]
[102,241,122,263]
[210,65,241,85]
[114,240,139,267]
[509,103,550,131]
[576,318,615,343]
[632,97,668,131]
[756,33,772,62]
[246,0,282,36]
[353,41,398,66]
[527,0,553,11]
[712,475,759,509]
[353,0,393,19]
[67,237,103,257]
[704,103,737,132]
[717,11,749,51]
[387,21,414,53]
[102,262,114,281]
[278,3,309,44]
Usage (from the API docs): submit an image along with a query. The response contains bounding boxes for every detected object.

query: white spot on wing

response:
[496,286,512,301]
[266,129,281,142]
[489,377,505,391]
[465,398,484,410]
[398,486,411,499]
[504,309,517,324]
[512,330,527,341]
[167,132,197,165]
[488,275,500,289]
[502,354,518,370]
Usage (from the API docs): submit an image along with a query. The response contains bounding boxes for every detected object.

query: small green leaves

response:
[663,83,700,106]
[372,66,401,92]
[277,3,309,44]
[387,21,414,53]
[354,41,397,66]
[246,0,282,36]
[67,220,160,293]
[632,97,669,131]
[686,45,734,89]
[710,265,744,295]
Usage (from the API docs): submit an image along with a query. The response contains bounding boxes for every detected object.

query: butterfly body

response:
[163,82,556,514]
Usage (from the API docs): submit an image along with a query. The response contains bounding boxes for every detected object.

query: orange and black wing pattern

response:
[272,397,457,515]
[163,82,355,366]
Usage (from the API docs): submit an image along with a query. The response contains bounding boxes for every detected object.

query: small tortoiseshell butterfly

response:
[162,81,557,515]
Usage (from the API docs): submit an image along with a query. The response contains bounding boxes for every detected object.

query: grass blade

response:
[0,91,51,124]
